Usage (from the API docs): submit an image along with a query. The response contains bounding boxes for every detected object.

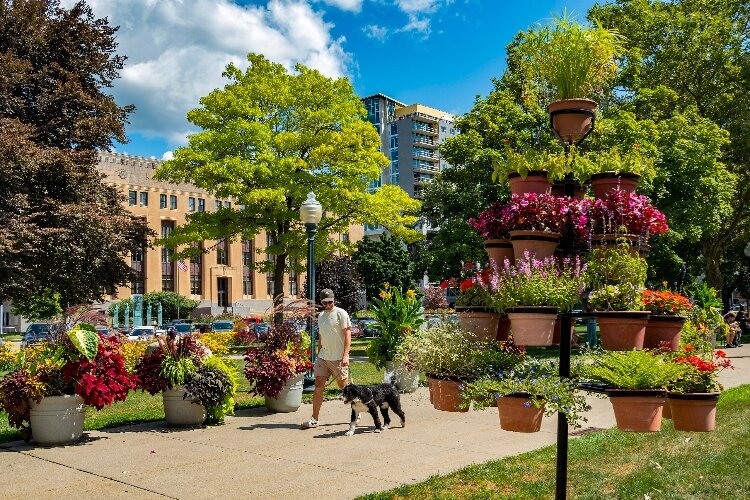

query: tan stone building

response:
[97,152,363,316]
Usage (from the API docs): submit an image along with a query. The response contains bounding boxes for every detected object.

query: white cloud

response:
[161,151,174,161]
[363,24,388,42]
[318,0,363,12]
[394,0,440,13]
[392,0,452,35]
[60,0,351,148]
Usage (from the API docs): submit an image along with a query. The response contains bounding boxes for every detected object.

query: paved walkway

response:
[1,345,749,499]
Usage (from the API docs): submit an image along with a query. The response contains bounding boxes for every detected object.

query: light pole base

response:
[302,371,316,393]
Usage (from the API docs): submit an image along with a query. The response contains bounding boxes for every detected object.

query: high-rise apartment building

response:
[361,93,457,236]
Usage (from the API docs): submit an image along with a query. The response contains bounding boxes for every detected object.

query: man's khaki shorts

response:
[313,357,349,382]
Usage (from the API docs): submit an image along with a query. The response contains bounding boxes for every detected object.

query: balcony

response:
[412,135,437,148]
[412,160,438,173]
[413,149,436,160]
[411,121,438,135]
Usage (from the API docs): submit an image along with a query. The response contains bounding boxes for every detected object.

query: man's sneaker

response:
[301,418,319,429]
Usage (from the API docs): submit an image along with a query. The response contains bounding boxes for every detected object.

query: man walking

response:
[301,289,352,429]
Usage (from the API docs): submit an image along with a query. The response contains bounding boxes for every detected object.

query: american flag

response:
[177,259,188,272]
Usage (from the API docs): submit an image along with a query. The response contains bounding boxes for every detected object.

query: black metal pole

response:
[555,172,576,500]
[303,223,317,392]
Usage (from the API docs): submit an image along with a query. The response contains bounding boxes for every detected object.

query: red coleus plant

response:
[641,289,692,316]
[468,201,513,239]
[584,188,668,239]
[63,337,136,410]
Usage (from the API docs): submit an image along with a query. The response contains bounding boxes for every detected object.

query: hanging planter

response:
[548,99,598,144]
[507,306,558,346]
[643,315,686,351]
[607,389,666,432]
[455,306,501,342]
[507,171,551,196]
[590,172,640,199]
[427,375,469,412]
[552,316,575,345]
[497,394,545,433]
[595,311,650,350]
[509,230,560,260]
[484,238,514,266]
[667,392,720,432]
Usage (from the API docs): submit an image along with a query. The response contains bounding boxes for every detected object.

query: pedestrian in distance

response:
[724,311,740,348]
[301,289,352,429]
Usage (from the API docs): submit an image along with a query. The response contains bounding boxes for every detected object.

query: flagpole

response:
[176,261,181,321]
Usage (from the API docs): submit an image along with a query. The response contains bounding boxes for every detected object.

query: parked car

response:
[22,323,51,347]
[128,326,157,341]
[95,326,110,337]
[173,323,193,335]
[254,323,270,338]
[356,318,379,337]
[211,321,235,333]
[192,323,211,333]
[350,323,363,338]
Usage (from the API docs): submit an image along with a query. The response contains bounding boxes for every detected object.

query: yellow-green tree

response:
[155,54,420,304]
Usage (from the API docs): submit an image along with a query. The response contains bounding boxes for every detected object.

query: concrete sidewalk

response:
[1,345,749,499]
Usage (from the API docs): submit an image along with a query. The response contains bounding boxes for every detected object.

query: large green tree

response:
[0,0,152,308]
[155,54,420,307]
[352,234,415,301]
[590,0,750,302]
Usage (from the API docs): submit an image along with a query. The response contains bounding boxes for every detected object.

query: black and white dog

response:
[341,382,406,436]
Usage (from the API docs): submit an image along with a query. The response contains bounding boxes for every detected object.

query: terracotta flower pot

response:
[496,314,511,342]
[509,230,560,260]
[608,389,666,432]
[590,172,641,199]
[427,376,469,412]
[548,98,598,144]
[507,170,551,196]
[456,307,501,342]
[551,181,586,200]
[662,400,672,419]
[595,311,650,350]
[643,315,686,351]
[668,392,720,432]
[507,307,558,346]
[484,238,514,266]
[497,394,545,433]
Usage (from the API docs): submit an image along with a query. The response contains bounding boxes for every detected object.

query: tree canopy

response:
[303,256,365,314]
[352,234,415,301]
[0,0,152,308]
[155,53,421,302]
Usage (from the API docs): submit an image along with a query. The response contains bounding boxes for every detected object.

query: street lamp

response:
[300,191,323,393]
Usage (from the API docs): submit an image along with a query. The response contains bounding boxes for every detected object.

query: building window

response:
[341,233,350,243]
[170,195,177,210]
[216,239,228,265]
[198,198,205,212]
[224,201,231,209]
[129,191,137,206]
[139,192,148,207]
[130,247,145,294]
[161,222,175,291]
[190,242,202,296]
[390,122,397,135]
[188,197,196,212]
[289,258,298,296]
[242,240,254,296]
[215,200,223,211]
[160,194,167,209]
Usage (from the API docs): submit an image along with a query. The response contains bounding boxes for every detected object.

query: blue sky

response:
[69,0,599,159]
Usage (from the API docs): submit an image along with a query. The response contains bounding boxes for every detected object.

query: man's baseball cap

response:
[320,289,335,302]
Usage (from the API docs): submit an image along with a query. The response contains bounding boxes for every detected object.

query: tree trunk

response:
[703,243,724,296]
[273,253,287,325]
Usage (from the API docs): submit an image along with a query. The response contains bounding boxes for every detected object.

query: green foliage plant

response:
[67,324,99,362]
[575,350,687,390]
[461,359,591,428]
[492,147,572,182]
[367,284,425,369]
[183,355,237,423]
[11,290,62,321]
[514,13,624,101]
[573,146,656,184]
[395,322,523,379]
[586,245,647,311]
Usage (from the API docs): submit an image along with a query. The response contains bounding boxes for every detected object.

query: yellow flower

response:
[406,289,416,300]
[379,290,392,300]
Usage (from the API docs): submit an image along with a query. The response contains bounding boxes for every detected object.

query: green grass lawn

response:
[0,359,386,444]
[359,384,750,499]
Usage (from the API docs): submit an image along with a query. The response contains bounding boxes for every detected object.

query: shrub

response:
[184,356,237,423]
[575,350,686,390]
[244,323,311,399]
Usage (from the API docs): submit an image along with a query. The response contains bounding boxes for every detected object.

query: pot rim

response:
[455,306,495,313]
[593,311,651,319]
[606,388,666,398]
[667,392,720,401]
[589,171,641,181]
[507,170,549,180]
[506,306,558,314]
[647,314,687,322]
[427,373,474,382]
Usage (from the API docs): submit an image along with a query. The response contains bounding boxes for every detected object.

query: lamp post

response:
[300,191,323,393]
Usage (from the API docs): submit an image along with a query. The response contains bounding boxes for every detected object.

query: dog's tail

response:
[389,375,401,392]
